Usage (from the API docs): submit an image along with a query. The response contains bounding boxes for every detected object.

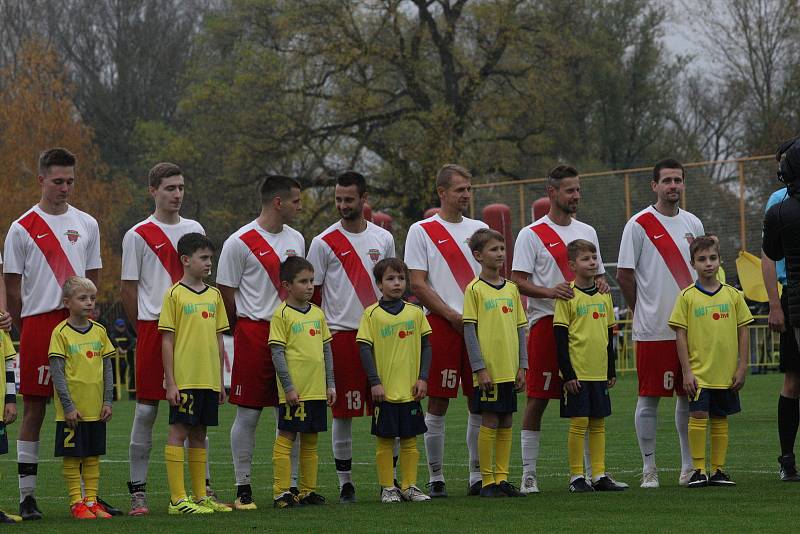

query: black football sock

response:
[778,395,800,456]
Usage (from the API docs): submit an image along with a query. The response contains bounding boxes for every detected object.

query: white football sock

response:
[18,440,40,501]
[467,413,482,486]
[274,407,300,486]
[584,431,592,478]
[129,402,158,486]
[230,406,261,486]
[635,396,659,471]
[332,417,353,487]
[521,430,540,477]
[675,395,693,473]
[424,413,446,483]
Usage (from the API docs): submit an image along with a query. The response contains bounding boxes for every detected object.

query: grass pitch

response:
[0,373,794,532]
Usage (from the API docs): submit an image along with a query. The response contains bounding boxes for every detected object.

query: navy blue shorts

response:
[560,380,612,418]
[278,400,327,433]
[169,389,219,427]
[0,422,7,455]
[54,421,106,457]
[780,291,800,373]
[688,388,741,416]
[371,401,427,438]
[469,382,518,415]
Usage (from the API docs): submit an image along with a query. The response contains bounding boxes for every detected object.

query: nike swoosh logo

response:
[653,234,664,239]
[259,251,270,256]
[549,242,559,248]
[155,243,166,249]
[437,239,448,244]
[37,233,49,239]
[340,251,351,257]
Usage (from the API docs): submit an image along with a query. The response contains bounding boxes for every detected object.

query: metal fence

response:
[470,155,779,283]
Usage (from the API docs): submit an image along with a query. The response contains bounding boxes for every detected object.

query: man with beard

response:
[306,171,395,503]
[510,165,615,493]
[617,159,704,488]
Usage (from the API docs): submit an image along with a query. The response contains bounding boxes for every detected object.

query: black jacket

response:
[764,190,800,325]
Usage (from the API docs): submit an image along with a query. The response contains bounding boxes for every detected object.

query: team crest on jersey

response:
[685,233,695,244]
[285,249,298,257]
[368,248,381,263]
[65,230,80,244]
[694,303,729,320]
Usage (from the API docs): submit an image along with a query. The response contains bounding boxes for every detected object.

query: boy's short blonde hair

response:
[566,239,596,262]
[468,228,504,253]
[62,276,97,300]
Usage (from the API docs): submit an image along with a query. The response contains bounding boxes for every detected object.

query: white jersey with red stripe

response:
[404,213,487,315]
[511,215,605,326]
[216,220,305,321]
[618,205,704,341]
[307,220,395,331]
[121,216,205,321]
[3,205,101,318]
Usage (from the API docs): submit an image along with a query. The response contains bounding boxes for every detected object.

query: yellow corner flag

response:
[735,250,782,303]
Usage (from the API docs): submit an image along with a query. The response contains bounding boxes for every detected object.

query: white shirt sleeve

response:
[216,237,245,288]
[2,224,26,275]
[511,228,536,274]
[85,217,102,270]
[590,227,606,275]
[306,237,328,286]
[120,230,142,281]
[403,224,428,271]
[617,220,641,269]
[385,233,396,259]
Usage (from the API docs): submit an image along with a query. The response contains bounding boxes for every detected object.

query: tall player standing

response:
[510,165,616,493]
[217,175,304,510]
[121,163,210,515]
[617,159,704,488]
[404,164,488,497]
[306,171,395,503]
[4,148,105,520]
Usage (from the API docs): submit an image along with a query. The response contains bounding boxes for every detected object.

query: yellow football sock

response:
[478,426,497,487]
[399,437,418,490]
[299,433,319,495]
[588,418,606,480]
[272,434,294,498]
[568,417,588,477]
[62,457,82,505]
[376,437,395,488]
[165,445,187,503]
[688,416,708,474]
[82,456,100,503]
[188,447,207,500]
[495,427,512,484]
[710,417,729,473]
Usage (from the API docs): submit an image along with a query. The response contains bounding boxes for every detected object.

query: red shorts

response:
[427,314,474,399]
[19,309,69,397]
[229,318,278,408]
[135,320,166,401]
[331,331,372,418]
[636,340,685,397]
[526,316,562,399]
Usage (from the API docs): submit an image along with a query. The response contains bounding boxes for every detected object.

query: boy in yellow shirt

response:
[463,229,527,497]
[669,235,753,487]
[269,256,335,508]
[1,328,21,523]
[49,276,116,519]
[554,239,624,492]
[159,233,231,514]
[356,258,432,503]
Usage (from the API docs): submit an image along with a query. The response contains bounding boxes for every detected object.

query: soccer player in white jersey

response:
[217,175,304,510]
[306,171,395,503]
[121,163,207,515]
[617,159,705,488]
[404,164,488,497]
[4,148,105,520]
[511,164,620,493]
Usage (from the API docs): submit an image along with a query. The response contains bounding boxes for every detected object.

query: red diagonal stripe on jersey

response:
[18,211,77,287]
[134,222,183,283]
[420,220,475,291]
[530,223,575,282]
[321,229,377,308]
[636,211,693,289]
[239,229,287,301]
